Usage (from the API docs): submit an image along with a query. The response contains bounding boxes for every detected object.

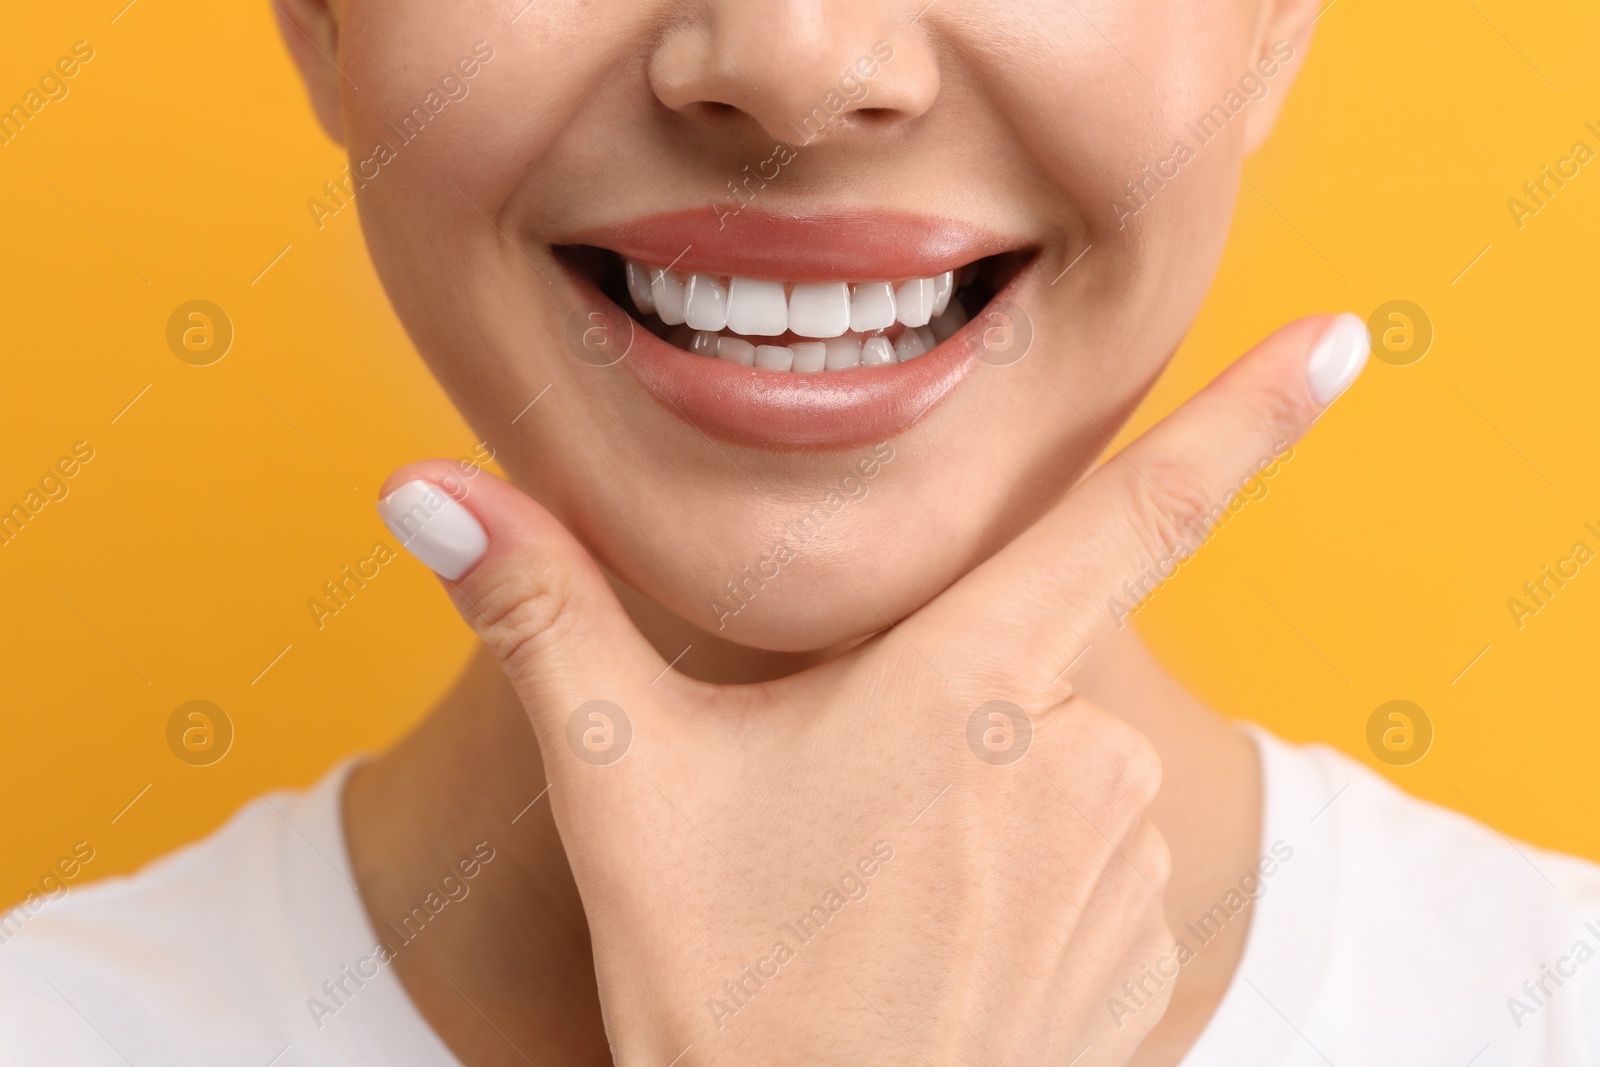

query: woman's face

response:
[310,0,1301,652]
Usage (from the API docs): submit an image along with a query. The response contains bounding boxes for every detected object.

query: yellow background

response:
[3,0,1597,908]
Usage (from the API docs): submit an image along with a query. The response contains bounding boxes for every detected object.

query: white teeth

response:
[930,271,954,316]
[894,325,935,362]
[754,344,793,372]
[625,260,656,314]
[621,256,986,373]
[929,301,968,342]
[824,336,862,371]
[684,274,728,331]
[894,278,936,328]
[788,282,851,338]
[849,281,897,333]
[651,269,686,325]
[789,341,827,373]
[726,277,788,336]
[717,336,756,366]
[860,335,896,367]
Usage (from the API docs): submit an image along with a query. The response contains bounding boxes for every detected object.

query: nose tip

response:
[648,6,939,147]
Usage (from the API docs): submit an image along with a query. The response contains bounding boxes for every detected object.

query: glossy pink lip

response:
[556,209,1030,451]
[562,208,1019,282]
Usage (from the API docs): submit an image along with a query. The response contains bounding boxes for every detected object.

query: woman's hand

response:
[378,312,1368,1065]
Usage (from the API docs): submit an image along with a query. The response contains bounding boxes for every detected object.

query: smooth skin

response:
[274,0,1335,1063]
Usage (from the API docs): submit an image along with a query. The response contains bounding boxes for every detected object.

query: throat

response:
[341,649,611,1064]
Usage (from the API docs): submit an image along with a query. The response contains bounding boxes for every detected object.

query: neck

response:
[343,614,1259,1066]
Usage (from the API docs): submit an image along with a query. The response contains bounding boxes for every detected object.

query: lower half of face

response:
[340,0,1265,651]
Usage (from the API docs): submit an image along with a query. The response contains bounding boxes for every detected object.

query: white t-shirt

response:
[3,729,1598,1066]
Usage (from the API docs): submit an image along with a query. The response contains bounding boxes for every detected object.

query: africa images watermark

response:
[1106,839,1295,1029]
[306,839,497,1028]
[1504,518,1600,631]
[706,840,895,1030]
[1505,118,1600,231]
[0,440,96,549]
[0,39,96,148]
[376,439,498,560]
[1105,441,1294,627]
[306,541,399,630]
[1111,40,1295,229]
[0,840,97,946]
[1504,917,1600,1030]
[709,40,896,230]
[308,442,496,631]
[709,441,896,630]
[305,41,497,231]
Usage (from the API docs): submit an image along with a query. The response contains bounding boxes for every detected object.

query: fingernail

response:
[1306,312,1371,406]
[377,480,488,580]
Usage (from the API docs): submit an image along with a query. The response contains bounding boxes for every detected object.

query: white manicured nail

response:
[378,480,487,580]
[1306,313,1370,405]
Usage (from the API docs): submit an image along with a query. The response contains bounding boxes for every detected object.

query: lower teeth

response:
[653,302,970,372]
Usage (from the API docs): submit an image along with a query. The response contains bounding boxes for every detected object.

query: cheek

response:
[338,1,646,397]
[898,13,1256,452]
[340,1,631,200]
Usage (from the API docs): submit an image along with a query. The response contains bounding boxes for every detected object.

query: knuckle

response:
[1249,381,1308,443]
[462,560,579,668]
[952,654,1030,711]
[1128,820,1173,892]
[1123,457,1218,560]
[1072,706,1165,813]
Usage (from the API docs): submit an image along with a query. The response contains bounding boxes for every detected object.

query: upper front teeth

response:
[684,274,728,331]
[625,257,957,339]
[894,277,935,328]
[849,281,896,332]
[788,282,851,338]
[725,277,786,335]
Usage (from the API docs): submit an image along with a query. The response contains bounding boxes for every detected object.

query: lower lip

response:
[562,271,1019,451]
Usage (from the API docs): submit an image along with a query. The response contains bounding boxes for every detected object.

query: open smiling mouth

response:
[591,254,1001,370]
[556,210,1036,450]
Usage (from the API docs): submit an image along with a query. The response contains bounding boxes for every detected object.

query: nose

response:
[648,1,940,146]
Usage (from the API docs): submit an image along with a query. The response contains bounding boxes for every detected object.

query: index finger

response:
[902,312,1370,696]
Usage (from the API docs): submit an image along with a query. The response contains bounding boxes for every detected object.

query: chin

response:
[695,583,904,654]
[696,544,959,652]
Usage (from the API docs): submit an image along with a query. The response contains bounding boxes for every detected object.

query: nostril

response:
[848,107,904,129]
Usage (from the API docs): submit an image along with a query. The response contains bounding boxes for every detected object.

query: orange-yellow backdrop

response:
[4,0,1598,909]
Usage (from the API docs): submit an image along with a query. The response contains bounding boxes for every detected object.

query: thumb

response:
[375,461,663,740]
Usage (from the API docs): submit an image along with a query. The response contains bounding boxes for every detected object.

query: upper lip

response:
[559,207,1022,281]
